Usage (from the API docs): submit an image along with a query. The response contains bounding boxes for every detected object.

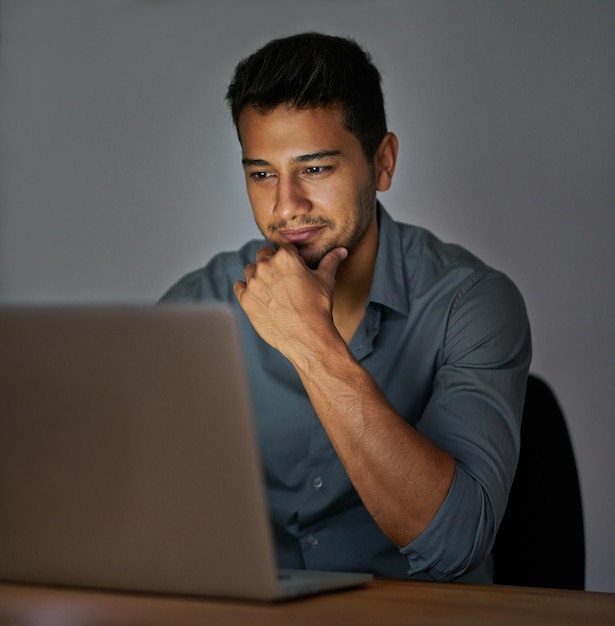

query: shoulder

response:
[381,212,492,303]
[380,209,528,329]
[397,220,490,283]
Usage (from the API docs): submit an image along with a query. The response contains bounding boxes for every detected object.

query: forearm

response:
[288,330,456,546]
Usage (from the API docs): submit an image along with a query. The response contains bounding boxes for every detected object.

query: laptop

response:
[0,304,372,601]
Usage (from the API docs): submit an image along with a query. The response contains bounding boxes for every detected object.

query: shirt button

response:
[313,476,323,490]
[307,534,319,547]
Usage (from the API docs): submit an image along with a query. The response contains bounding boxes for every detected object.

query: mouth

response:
[277,226,326,245]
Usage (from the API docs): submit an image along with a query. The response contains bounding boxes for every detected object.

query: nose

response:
[273,174,311,221]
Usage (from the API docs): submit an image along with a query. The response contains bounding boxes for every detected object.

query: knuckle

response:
[255,246,274,262]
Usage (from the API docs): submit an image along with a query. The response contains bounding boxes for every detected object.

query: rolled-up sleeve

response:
[400,466,492,579]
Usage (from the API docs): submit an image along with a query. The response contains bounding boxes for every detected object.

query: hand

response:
[233,244,348,357]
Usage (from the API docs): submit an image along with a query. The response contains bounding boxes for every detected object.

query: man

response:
[160,32,531,583]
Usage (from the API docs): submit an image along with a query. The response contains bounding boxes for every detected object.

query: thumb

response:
[317,247,348,281]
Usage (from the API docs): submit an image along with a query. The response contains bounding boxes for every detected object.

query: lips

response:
[277,226,325,244]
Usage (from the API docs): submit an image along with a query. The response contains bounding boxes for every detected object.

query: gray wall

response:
[1,0,614,591]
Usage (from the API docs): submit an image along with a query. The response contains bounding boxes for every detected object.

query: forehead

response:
[238,104,360,158]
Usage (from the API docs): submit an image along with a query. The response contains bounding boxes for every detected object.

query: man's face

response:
[238,104,378,269]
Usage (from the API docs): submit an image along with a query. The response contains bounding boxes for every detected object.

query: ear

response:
[374,132,399,192]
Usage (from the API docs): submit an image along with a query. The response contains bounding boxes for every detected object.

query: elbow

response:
[399,466,497,581]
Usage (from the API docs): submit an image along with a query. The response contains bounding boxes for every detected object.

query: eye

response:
[304,166,331,175]
[249,171,274,181]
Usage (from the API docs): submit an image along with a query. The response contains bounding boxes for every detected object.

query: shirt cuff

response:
[399,465,494,580]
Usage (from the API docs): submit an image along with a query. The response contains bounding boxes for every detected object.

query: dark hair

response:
[225,32,388,160]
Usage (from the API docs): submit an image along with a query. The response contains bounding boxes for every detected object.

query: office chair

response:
[492,374,585,589]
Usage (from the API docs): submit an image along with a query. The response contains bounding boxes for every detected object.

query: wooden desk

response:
[1,579,615,625]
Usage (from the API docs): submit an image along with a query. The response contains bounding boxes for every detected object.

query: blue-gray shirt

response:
[159,205,531,583]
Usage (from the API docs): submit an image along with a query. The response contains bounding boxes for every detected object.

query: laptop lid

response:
[0,304,370,600]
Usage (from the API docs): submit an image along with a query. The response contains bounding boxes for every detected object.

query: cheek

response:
[307,179,355,211]
[247,189,282,239]
[246,185,272,217]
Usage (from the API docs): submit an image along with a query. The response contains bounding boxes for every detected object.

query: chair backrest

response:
[492,374,585,589]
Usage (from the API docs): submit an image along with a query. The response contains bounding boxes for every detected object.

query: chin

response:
[296,245,330,270]
[299,252,323,270]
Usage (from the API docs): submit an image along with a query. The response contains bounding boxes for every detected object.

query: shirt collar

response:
[368,203,410,316]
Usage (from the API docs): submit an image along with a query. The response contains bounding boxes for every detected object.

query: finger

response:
[233,279,247,302]
[255,246,276,262]
[243,262,256,280]
[317,247,348,280]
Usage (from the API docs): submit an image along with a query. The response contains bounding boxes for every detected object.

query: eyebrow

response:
[242,150,342,168]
